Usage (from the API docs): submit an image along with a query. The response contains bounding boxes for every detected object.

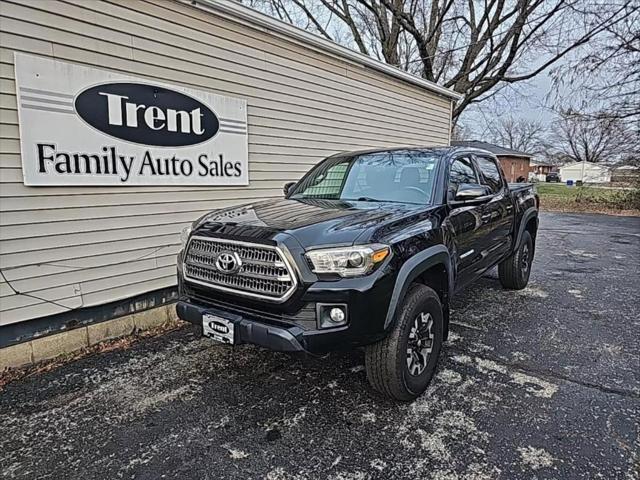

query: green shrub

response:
[574,183,640,210]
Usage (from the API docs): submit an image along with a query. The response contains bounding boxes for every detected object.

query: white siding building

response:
[559,162,612,184]
[0,0,459,346]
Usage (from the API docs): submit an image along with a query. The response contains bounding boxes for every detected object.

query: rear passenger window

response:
[449,156,477,190]
[475,156,503,194]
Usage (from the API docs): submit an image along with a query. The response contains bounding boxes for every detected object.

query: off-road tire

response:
[365,284,443,402]
[498,230,533,290]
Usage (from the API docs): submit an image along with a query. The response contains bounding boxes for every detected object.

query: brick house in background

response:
[530,159,554,179]
[452,140,532,182]
[530,159,553,175]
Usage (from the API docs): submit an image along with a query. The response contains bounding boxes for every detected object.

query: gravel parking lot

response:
[1,212,638,480]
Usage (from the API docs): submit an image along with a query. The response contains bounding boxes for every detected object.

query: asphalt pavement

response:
[1,212,638,480]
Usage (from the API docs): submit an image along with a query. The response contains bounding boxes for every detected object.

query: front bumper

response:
[177,266,396,354]
[177,301,306,352]
[176,286,391,354]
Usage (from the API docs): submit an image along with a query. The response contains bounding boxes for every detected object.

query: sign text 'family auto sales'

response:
[15,53,248,186]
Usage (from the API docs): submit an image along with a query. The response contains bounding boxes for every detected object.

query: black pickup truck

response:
[176,147,539,400]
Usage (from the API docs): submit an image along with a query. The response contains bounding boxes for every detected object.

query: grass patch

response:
[537,183,640,215]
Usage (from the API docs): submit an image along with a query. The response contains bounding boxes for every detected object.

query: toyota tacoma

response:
[176,146,539,401]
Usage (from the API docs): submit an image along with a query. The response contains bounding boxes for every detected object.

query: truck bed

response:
[508,182,534,192]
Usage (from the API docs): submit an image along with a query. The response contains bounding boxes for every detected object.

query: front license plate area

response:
[203,313,235,345]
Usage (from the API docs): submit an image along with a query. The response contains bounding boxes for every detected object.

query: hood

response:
[193,198,428,247]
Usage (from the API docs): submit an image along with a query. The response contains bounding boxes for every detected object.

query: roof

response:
[318,145,513,161]
[451,140,532,158]
[530,159,553,166]
[560,162,611,170]
[190,0,462,101]
[330,146,456,157]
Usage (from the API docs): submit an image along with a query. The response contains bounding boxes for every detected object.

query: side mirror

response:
[452,183,490,204]
[283,181,296,197]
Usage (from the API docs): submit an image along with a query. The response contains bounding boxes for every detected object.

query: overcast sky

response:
[462,72,556,136]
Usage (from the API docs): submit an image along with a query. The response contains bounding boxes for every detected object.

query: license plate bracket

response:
[203,313,236,345]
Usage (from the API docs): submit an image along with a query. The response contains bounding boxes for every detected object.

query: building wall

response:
[498,155,530,182]
[529,164,552,182]
[559,163,611,183]
[530,164,552,175]
[0,0,454,327]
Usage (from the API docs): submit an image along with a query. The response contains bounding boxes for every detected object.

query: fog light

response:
[329,307,345,323]
[317,304,348,329]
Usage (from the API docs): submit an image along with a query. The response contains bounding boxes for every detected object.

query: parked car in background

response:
[176,147,539,401]
[546,172,561,182]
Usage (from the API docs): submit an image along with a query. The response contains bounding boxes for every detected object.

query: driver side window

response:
[474,155,504,194]
[448,156,479,199]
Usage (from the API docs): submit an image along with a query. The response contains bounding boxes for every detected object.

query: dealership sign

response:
[14,53,248,186]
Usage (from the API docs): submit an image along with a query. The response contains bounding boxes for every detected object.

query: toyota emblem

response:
[215,251,242,274]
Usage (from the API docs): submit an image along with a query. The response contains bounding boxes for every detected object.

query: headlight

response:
[179,225,192,251]
[306,244,390,277]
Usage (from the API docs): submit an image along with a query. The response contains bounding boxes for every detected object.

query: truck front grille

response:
[183,237,297,302]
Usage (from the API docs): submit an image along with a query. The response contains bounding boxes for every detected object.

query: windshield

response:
[289,150,441,205]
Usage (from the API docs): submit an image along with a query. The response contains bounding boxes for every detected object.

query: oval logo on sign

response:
[209,321,229,334]
[74,82,219,146]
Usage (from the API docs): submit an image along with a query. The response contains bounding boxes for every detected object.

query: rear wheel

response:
[498,230,533,289]
[365,284,443,401]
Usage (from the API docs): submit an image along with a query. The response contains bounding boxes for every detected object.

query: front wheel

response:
[365,284,443,401]
[498,230,533,289]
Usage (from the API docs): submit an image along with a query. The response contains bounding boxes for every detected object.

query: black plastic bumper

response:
[177,301,306,352]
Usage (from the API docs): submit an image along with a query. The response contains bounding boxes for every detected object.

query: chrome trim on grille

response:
[183,236,298,303]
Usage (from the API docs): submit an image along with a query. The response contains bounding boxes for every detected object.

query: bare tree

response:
[486,117,546,154]
[550,109,636,164]
[551,2,640,122]
[244,0,635,122]
[450,121,473,142]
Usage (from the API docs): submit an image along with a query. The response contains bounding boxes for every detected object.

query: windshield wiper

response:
[345,197,426,205]
[345,196,385,202]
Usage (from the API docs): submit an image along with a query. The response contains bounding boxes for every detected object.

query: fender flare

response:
[514,207,538,252]
[384,245,453,330]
